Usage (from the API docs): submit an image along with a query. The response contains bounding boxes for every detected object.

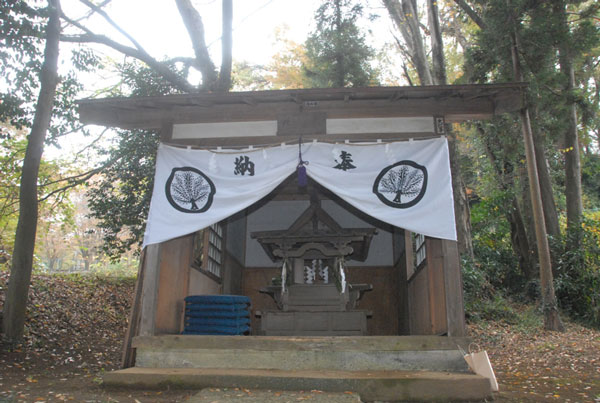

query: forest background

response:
[0,0,599,343]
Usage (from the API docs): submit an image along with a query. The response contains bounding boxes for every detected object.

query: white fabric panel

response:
[142,137,456,248]
[142,144,297,247]
[304,137,456,241]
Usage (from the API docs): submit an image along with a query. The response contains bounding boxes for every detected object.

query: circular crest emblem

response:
[373,160,427,208]
[165,167,215,213]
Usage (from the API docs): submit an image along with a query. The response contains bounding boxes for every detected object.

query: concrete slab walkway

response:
[188,387,361,402]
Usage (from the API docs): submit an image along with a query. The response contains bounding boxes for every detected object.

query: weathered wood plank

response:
[121,249,146,368]
[425,238,448,335]
[138,244,161,337]
[79,97,497,129]
[407,266,431,335]
[155,235,193,334]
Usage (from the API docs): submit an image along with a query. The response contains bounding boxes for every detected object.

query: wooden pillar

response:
[398,230,413,334]
[441,239,466,336]
[138,243,161,336]
[424,238,448,335]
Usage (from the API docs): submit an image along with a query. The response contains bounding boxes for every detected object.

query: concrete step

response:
[133,335,471,373]
[102,367,492,402]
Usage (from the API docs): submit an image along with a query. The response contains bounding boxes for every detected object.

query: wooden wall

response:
[405,237,465,336]
[242,267,280,333]
[141,234,245,336]
[153,235,193,335]
[242,266,399,335]
[222,254,244,295]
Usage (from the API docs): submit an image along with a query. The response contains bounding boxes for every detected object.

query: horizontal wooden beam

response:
[77,83,527,130]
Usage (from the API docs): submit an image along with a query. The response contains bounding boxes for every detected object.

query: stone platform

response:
[103,335,494,401]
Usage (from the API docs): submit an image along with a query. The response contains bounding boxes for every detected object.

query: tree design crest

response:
[165,167,215,213]
[373,161,427,208]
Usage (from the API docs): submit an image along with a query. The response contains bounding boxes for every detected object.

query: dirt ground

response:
[1,271,599,402]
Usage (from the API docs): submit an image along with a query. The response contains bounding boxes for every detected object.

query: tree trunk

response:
[427,0,447,85]
[216,0,232,92]
[530,113,561,243]
[175,0,218,89]
[383,0,434,85]
[2,0,61,343]
[480,128,535,279]
[508,4,564,331]
[448,134,474,258]
[334,0,345,87]
[508,198,536,280]
[555,4,583,234]
[427,0,474,258]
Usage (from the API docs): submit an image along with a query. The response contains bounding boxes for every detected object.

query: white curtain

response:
[142,137,455,247]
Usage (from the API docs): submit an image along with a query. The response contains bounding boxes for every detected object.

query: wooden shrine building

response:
[78,84,525,401]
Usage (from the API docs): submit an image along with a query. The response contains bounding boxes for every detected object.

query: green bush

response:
[555,214,600,328]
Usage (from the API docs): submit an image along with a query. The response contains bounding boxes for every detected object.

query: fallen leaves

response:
[469,319,600,402]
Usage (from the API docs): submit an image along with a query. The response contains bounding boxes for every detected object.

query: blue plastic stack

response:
[183,295,251,335]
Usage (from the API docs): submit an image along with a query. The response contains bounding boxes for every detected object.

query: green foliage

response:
[86,129,159,258]
[0,127,76,264]
[582,153,600,208]
[86,61,183,257]
[303,0,378,87]
[0,1,94,142]
[554,213,600,327]
[0,0,44,130]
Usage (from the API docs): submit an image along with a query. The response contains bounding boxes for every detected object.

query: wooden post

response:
[121,249,146,368]
[138,243,162,336]
[441,239,466,337]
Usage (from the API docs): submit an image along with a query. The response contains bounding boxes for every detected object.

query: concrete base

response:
[113,335,493,401]
[133,335,472,372]
[103,367,493,402]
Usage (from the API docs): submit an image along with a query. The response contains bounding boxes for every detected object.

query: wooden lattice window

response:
[414,233,426,269]
[192,222,224,280]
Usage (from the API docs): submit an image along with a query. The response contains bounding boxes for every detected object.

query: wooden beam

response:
[79,97,497,129]
[77,83,527,130]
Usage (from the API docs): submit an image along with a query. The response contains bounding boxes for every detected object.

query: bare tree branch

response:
[402,63,414,86]
[73,127,109,157]
[78,0,145,52]
[60,12,196,93]
[38,158,116,203]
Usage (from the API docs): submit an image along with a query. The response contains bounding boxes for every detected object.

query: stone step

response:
[133,335,471,373]
[133,335,471,351]
[102,367,493,402]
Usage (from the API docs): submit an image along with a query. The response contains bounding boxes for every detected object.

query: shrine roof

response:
[77,83,527,130]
